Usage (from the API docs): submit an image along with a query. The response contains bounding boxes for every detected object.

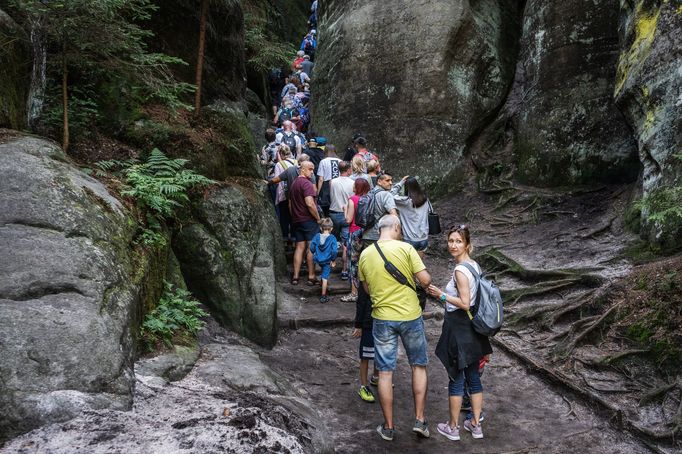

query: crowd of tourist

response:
[259,0,492,444]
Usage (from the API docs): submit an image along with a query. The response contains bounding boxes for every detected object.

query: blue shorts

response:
[293,220,319,242]
[404,238,428,252]
[319,263,332,280]
[372,317,428,371]
[359,327,375,360]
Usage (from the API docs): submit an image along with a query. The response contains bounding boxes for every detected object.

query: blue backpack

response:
[460,262,504,337]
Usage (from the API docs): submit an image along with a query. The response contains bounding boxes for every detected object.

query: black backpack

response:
[282,132,297,153]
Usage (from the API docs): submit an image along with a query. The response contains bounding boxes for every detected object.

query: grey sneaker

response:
[412,419,430,438]
[376,423,394,441]
[463,419,483,439]
[437,422,460,441]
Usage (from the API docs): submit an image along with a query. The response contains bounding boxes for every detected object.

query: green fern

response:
[140,281,208,350]
[122,148,214,220]
[635,186,682,225]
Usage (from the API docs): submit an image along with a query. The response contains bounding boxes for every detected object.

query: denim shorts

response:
[372,317,428,371]
[329,211,349,243]
[404,238,428,252]
[292,220,319,242]
[319,263,332,280]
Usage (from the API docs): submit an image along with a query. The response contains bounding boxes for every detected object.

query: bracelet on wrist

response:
[439,293,447,303]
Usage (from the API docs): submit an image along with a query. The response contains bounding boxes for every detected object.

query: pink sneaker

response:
[437,422,460,441]
[463,418,483,439]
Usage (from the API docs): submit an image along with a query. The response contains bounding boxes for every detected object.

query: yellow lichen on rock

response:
[615,1,660,95]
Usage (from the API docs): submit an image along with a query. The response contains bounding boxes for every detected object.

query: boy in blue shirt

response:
[310,218,338,303]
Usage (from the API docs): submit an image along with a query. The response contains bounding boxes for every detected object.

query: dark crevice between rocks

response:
[2,283,86,302]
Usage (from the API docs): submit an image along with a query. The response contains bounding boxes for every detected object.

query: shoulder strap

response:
[428,200,434,214]
[456,262,480,321]
[373,243,416,292]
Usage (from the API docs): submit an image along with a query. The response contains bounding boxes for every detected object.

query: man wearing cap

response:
[307,136,326,177]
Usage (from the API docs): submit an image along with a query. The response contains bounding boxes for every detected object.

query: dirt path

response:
[264,182,682,452]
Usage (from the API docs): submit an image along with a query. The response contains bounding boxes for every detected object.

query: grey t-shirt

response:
[301,60,314,78]
[329,176,355,212]
[362,188,397,241]
[391,182,429,241]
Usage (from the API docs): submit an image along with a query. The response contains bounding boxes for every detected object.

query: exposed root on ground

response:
[553,303,622,358]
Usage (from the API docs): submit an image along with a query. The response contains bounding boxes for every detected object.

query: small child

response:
[463,355,489,422]
[310,218,338,303]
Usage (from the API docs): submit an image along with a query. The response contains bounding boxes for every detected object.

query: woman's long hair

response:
[405,177,427,208]
[353,177,371,196]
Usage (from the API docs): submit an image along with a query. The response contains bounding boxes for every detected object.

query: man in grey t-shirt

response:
[362,173,398,242]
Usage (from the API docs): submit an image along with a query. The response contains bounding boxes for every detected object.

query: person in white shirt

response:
[329,161,355,280]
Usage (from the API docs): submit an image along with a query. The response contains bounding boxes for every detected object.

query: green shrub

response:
[140,282,208,350]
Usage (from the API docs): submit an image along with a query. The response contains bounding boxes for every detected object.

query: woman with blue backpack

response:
[426,225,492,442]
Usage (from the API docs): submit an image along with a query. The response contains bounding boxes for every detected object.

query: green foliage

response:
[243,11,297,73]
[136,228,167,247]
[122,148,215,219]
[11,0,194,142]
[635,186,682,225]
[140,282,207,349]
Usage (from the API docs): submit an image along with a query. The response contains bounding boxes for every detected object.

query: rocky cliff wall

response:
[615,0,682,248]
[312,0,522,191]
[0,133,167,441]
[313,0,645,190]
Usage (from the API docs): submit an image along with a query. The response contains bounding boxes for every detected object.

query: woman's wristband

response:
[439,293,447,303]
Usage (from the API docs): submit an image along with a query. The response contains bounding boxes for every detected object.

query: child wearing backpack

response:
[309,218,338,303]
[426,225,493,441]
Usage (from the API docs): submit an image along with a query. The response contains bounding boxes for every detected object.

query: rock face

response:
[313,0,522,189]
[509,0,639,185]
[615,1,682,249]
[149,0,246,103]
[173,180,285,348]
[0,9,30,129]
[0,134,157,441]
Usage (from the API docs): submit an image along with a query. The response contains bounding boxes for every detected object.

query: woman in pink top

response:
[342,178,371,301]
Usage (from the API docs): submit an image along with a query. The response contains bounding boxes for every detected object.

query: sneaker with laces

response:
[341,293,357,302]
[358,386,375,403]
[463,419,483,439]
[369,375,379,386]
[437,422,460,441]
[465,411,485,423]
[376,423,394,441]
[412,419,430,438]
[319,295,330,303]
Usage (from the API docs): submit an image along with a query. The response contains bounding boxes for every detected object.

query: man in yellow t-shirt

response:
[358,214,432,442]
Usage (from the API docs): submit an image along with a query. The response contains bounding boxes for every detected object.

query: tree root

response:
[639,380,680,406]
[479,248,603,286]
[506,303,557,325]
[553,303,621,357]
[543,289,600,327]
[591,349,650,367]
[561,394,576,418]
[580,215,616,240]
[504,279,584,305]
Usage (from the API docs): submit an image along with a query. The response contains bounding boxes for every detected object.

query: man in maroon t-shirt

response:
[289,161,321,285]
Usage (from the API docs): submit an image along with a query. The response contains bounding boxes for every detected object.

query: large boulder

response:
[148,0,246,103]
[615,0,682,250]
[173,180,285,348]
[312,0,522,191]
[508,0,639,185]
[0,9,30,130]
[0,133,163,441]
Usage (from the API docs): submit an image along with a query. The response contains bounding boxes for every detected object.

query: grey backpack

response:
[460,262,504,337]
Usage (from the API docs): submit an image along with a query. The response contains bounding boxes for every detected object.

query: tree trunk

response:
[194,0,209,114]
[62,49,69,153]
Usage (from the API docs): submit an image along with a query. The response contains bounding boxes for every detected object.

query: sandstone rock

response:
[508,0,639,186]
[313,0,522,191]
[0,134,145,441]
[615,1,682,249]
[173,180,285,348]
[2,340,331,453]
[136,345,200,383]
[149,0,246,103]
[0,9,30,130]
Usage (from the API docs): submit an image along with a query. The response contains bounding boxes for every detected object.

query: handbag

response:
[428,201,441,235]
[373,243,427,311]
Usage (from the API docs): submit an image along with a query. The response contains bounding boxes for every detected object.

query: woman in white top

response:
[427,225,492,441]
